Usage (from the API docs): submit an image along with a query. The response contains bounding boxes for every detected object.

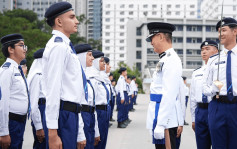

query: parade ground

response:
[23,94,196,149]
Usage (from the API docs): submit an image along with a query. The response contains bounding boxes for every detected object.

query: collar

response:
[6,58,19,67]
[52,30,70,45]
[159,48,174,58]
[223,44,237,55]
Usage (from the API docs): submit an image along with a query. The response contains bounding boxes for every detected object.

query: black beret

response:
[1,33,24,46]
[104,57,110,63]
[182,76,187,81]
[132,76,136,79]
[34,48,45,59]
[74,44,92,54]
[109,73,113,77]
[118,67,127,73]
[20,59,27,65]
[111,79,116,82]
[216,17,237,31]
[200,40,218,49]
[92,50,104,59]
[127,75,131,79]
[45,2,73,20]
[146,22,175,42]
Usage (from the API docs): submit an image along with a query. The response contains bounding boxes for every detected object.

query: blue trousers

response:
[0,119,26,149]
[208,100,237,149]
[81,111,95,149]
[185,96,188,107]
[95,109,109,149]
[133,93,137,104]
[195,107,211,149]
[117,92,126,123]
[32,103,48,149]
[176,135,181,149]
[109,96,115,119]
[124,95,130,121]
[58,109,78,149]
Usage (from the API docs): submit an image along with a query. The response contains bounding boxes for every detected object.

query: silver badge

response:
[205,42,208,45]
[167,52,171,57]
[221,21,225,25]
[156,62,164,72]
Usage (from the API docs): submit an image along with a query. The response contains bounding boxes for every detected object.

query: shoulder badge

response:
[54,37,63,43]
[156,62,164,72]
[2,62,11,69]
[210,53,218,58]
[193,66,201,72]
[36,73,42,75]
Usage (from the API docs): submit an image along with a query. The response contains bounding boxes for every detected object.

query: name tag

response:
[195,74,203,77]
[14,73,21,76]
[215,61,225,65]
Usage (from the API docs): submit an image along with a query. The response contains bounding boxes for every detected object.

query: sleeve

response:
[157,59,182,128]
[44,44,67,129]
[77,113,86,142]
[94,111,100,137]
[29,75,43,130]
[175,93,184,126]
[190,73,197,122]
[0,69,12,136]
[130,81,135,95]
[119,78,125,100]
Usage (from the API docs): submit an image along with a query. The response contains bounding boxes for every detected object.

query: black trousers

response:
[155,127,177,149]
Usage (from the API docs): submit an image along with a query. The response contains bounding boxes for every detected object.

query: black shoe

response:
[117,122,126,128]
[109,123,113,128]
[116,108,118,111]
[134,103,137,105]
[129,108,135,112]
[184,121,189,125]
[128,119,132,123]
[123,120,129,126]
[110,118,115,122]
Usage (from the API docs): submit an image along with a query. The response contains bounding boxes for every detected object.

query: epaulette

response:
[193,67,201,72]
[2,62,11,69]
[210,53,218,58]
[36,73,42,75]
[54,37,63,43]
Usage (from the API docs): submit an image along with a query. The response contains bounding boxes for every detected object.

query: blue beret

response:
[74,44,92,54]
[109,73,113,77]
[20,59,27,65]
[216,17,237,31]
[104,57,110,63]
[118,67,127,73]
[146,22,175,42]
[92,50,104,59]
[34,48,45,59]
[127,75,131,79]
[182,76,187,81]
[200,40,218,49]
[111,79,116,82]
[132,76,136,79]
[45,2,73,20]
[1,33,24,46]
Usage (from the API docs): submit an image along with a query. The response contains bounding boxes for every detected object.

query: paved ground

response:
[23,94,197,149]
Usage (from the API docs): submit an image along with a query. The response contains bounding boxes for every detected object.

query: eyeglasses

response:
[15,44,28,51]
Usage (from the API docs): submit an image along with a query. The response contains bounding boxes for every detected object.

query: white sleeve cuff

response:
[0,127,9,136]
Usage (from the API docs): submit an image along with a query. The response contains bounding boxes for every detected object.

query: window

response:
[167,11,171,15]
[129,11,133,15]
[176,12,180,15]
[136,51,142,59]
[136,27,142,36]
[176,5,180,8]
[129,4,133,8]
[105,18,110,22]
[105,47,110,50]
[147,48,154,54]
[143,4,148,8]
[186,50,192,55]
[136,39,142,47]
[197,26,202,31]
[120,4,125,8]
[152,5,157,8]
[120,40,124,43]
[105,54,110,57]
[176,25,183,31]
[105,25,110,29]
[206,26,216,32]
[190,11,195,15]
[136,63,141,71]
[105,11,110,15]
[105,32,110,36]
[120,18,124,22]
[234,6,236,11]
[106,4,110,8]
[167,5,171,8]
[120,47,124,50]
[152,11,157,15]
[187,25,202,32]
[120,33,124,36]
[105,40,110,43]
[173,37,183,43]
[187,38,202,43]
[120,54,124,58]
[176,49,183,54]
[120,11,124,15]
[120,25,124,29]
[190,5,195,8]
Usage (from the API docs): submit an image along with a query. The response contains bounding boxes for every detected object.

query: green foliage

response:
[112,62,144,93]
[3,9,37,22]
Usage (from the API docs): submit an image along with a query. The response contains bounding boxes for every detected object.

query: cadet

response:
[111,79,117,119]
[182,76,189,125]
[203,17,237,148]
[129,76,136,111]
[27,48,48,149]
[116,67,128,128]
[75,44,101,149]
[108,73,115,122]
[43,2,86,148]
[0,34,30,149]
[146,22,182,149]
[190,40,218,149]
[125,75,132,125]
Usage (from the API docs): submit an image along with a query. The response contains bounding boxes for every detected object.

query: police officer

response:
[43,2,86,148]
[203,17,237,149]
[190,40,218,149]
[116,67,128,128]
[27,48,48,149]
[0,34,30,149]
[146,22,182,149]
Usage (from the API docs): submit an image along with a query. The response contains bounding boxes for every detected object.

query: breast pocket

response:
[67,53,81,74]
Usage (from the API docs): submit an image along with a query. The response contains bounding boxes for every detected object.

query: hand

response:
[129,100,131,104]
[176,126,183,138]
[154,125,165,139]
[48,129,62,149]
[94,136,100,146]
[132,94,134,98]
[36,129,45,143]
[121,99,124,104]
[192,122,195,132]
[0,135,11,149]
[77,140,86,149]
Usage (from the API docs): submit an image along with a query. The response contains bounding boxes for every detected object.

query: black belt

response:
[213,96,237,104]
[197,103,209,109]
[60,100,81,113]
[9,112,26,123]
[96,105,107,111]
[81,105,95,113]
[38,98,46,105]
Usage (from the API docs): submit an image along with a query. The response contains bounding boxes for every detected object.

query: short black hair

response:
[46,17,56,27]
[2,41,18,58]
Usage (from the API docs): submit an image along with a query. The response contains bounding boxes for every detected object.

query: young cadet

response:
[43,2,86,148]
[86,50,109,149]
[116,67,128,128]
[129,76,136,111]
[190,40,218,149]
[124,75,132,126]
[182,77,189,125]
[146,22,182,149]
[111,79,117,115]
[20,59,27,76]
[203,17,237,149]
[27,48,48,149]
[75,44,100,149]
[108,73,115,122]
[0,34,30,149]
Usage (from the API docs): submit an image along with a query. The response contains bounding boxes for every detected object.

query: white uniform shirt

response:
[203,45,237,97]
[190,65,212,122]
[116,75,127,100]
[90,78,107,105]
[0,58,28,136]
[42,30,85,129]
[176,77,186,126]
[130,80,136,95]
[147,48,182,130]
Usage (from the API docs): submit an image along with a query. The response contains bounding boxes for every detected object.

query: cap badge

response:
[205,42,208,45]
